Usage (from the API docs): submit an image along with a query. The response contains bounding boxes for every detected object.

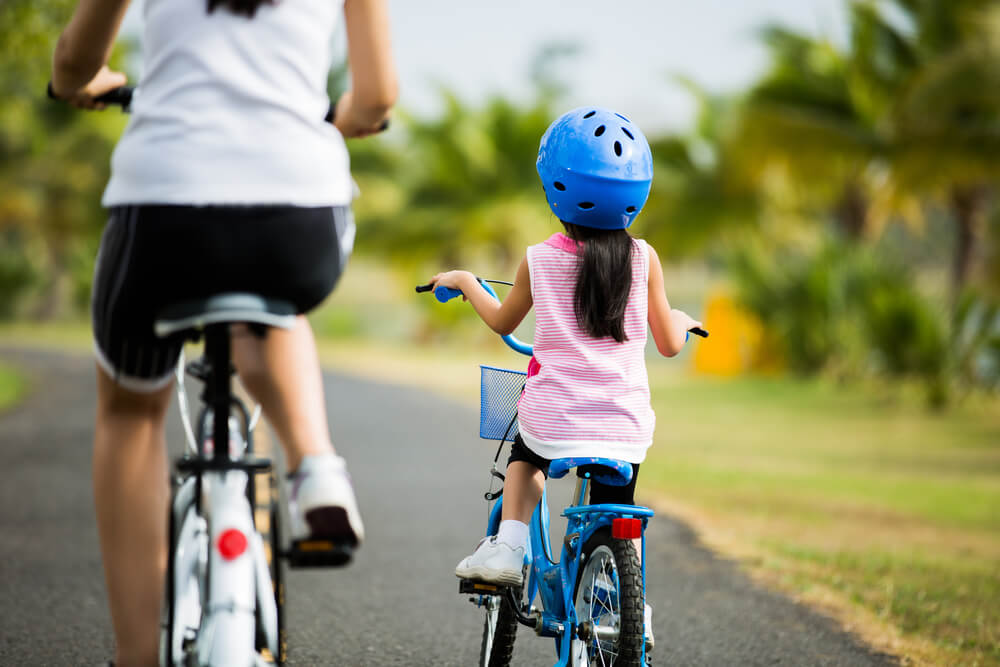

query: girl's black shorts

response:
[91,204,354,392]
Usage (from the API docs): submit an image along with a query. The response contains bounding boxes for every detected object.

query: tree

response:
[732,0,1000,297]
[0,1,131,318]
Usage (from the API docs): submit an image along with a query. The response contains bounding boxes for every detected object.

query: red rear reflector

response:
[612,518,642,540]
[217,528,248,560]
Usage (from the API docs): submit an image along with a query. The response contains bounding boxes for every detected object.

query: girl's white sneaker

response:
[455,536,525,586]
[287,453,364,546]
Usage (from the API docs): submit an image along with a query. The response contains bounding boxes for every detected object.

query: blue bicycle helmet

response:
[536,107,653,230]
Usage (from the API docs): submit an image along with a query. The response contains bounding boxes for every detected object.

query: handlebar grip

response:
[94,86,134,110]
[434,285,463,303]
[689,327,709,338]
[414,282,463,302]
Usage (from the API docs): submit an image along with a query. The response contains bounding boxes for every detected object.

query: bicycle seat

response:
[548,457,633,487]
[153,292,297,338]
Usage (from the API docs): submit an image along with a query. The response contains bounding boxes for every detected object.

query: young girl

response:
[429,107,700,588]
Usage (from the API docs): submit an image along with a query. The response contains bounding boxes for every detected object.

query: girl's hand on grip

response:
[671,309,702,334]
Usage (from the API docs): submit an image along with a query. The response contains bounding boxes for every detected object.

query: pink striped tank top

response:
[517,233,655,464]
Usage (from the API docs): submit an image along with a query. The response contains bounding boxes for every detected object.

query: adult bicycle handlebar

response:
[94,85,134,109]
[56,84,390,132]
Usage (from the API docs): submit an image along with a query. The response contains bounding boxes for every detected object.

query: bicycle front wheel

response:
[479,589,518,667]
[571,528,644,667]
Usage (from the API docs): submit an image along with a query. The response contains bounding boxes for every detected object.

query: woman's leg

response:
[93,367,173,667]
[231,316,334,472]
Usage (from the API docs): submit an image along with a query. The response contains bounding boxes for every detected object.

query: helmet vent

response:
[616,113,631,122]
[553,181,566,191]
[614,141,623,156]
[594,125,606,137]
[621,127,634,140]
[577,202,595,210]
[626,206,637,213]
[584,110,596,118]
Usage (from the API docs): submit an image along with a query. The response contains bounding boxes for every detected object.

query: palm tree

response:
[733,0,1000,296]
[352,91,556,269]
[638,81,760,259]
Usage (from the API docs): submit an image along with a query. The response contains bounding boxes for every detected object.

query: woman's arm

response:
[647,244,701,357]
[51,0,131,107]
[431,256,533,336]
[335,0,398,138]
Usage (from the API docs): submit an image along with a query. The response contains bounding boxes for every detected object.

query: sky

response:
[382,0,848,133]
[123,0,849,134]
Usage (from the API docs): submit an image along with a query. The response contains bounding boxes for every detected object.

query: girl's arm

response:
[431,256,533,336]
[647,244,701,357]
[51,0,131,107]
[335,0,398,138]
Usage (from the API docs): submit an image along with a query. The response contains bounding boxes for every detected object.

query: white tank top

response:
[103,0,351,207]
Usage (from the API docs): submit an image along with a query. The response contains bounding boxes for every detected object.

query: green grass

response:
[641,371,1000,666]
[0,361,26,411]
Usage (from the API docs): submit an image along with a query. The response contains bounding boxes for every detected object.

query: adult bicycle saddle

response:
[154,292,297,338]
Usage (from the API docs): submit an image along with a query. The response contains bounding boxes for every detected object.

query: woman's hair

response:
[207,0,274,17]
[562,223,633,343]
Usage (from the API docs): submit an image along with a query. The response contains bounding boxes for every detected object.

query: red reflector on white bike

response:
[612,518,641,540]
[217,528,248,560]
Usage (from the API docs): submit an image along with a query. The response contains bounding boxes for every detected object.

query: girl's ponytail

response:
[207,0,274,17]
[564,223,633,343]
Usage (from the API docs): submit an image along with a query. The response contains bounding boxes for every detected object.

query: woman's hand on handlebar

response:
[331,90,392,138]
[51,65,127,110]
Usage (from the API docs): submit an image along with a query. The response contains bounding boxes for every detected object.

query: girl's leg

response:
[500,461,545,524]
[231,316,334,472]
[93,366,173,667]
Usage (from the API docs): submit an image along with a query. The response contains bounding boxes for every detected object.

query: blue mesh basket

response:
[479,365,527,440]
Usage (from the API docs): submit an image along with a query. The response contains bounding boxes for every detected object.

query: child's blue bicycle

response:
[417,278,707,667]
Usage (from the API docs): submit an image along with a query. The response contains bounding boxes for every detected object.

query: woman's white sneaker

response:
[455,536,525,586]
[287,453,364,547]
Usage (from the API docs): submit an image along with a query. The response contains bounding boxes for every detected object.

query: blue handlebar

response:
[416,280,533,356]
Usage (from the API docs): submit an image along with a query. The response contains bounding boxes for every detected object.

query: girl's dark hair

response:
[562,223,633,343]
[207,0,274,18]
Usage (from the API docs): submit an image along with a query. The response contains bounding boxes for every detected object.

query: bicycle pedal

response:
[284,539,354,568]
[459,579,509,595]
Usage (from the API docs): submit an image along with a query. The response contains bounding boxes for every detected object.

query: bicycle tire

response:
[254,474,286,665]
[572,528,644,667]
[162,483,178,667]
[164,480,206,667]
[478,587,519,667]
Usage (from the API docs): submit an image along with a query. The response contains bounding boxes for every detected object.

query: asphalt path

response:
[0,346,898,666]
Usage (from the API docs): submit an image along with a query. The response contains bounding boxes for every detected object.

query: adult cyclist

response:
[50,0,396,664]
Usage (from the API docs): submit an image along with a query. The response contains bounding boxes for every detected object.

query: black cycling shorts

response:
[91,204,354,392]
[508,435,640,505]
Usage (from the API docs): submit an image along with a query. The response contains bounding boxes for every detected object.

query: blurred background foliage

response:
[1,0,998,406]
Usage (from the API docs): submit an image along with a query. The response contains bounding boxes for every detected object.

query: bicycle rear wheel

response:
[571,528,644,667]
[163,478,207,667]
[255,472,286,665]
[479,588,518,667]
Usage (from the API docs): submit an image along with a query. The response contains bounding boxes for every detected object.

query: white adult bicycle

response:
[156,293,353,667]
